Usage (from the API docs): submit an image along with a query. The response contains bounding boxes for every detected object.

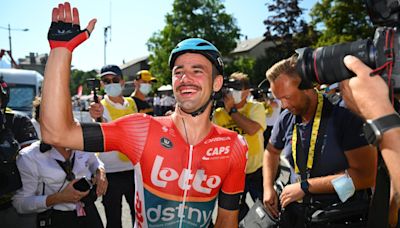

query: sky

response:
[0,0,315,71]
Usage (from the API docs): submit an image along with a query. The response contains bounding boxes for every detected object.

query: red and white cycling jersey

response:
[100,114,248,228]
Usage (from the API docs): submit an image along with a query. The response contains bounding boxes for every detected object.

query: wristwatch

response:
[300,179,310,195]
[229,107,238,115]
[363,113,400,146]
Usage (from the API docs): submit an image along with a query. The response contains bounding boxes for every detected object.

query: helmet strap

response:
[179,93,214,117]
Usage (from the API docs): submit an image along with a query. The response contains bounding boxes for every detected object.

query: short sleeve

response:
[336,108,369,150]
[270,110,291,150]
[101,114,151,164]
[249,102,267,131]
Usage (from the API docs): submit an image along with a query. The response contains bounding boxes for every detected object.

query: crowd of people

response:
[1,2,400,228]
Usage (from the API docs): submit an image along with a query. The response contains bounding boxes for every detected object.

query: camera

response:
[296,0,400,91]
[73,177,92,192]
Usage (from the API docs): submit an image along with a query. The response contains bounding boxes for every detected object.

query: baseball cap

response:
[100,65,123,78]
[136,70,157,82]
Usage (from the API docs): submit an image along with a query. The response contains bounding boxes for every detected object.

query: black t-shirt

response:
[132,96,154,116]
[5,111,38,146]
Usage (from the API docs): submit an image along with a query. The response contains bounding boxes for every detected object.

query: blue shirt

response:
[270,98,368,201]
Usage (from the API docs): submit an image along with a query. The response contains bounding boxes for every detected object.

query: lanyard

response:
[292,92,324,174]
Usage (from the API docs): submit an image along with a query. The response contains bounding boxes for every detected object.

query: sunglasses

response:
[102,77,121,84]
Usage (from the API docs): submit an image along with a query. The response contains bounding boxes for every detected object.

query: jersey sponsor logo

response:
[135,191,144,228]
[204,136,231,144]
[160,137,173,149]
[151,155,221,194]
[146,203,212,227]
[202,146,230,161]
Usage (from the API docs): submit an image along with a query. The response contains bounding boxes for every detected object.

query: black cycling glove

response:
[47,21,90,52]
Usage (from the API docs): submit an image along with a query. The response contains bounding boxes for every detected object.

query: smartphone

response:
[73,177,92,192]
[86,78,100,90]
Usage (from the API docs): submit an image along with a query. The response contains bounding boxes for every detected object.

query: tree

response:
[147,0,241,84]
[70,69,98,96]
[260,0,318,86]
[264,0,310,53]
[224,56,256,83]
[310,0,374,46]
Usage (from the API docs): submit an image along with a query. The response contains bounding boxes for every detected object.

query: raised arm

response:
[341,55,400,198]
[41,2,96,150]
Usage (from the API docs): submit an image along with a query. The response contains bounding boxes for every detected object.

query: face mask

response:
[139,83,152,95]
[331,170,355,202]
[104,83,123,97]
[231,90,243,104]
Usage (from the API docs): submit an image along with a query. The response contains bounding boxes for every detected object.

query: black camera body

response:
[296,0,400,91]
[73,177,92,192]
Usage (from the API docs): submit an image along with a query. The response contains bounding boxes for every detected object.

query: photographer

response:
[0,79,38,227]
[213,72,266,221]
[12,141,107,228]
[263,55,377,227]
[340,55,400,226]
[88,64,137,228]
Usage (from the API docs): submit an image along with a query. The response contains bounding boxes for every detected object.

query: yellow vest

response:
[100,97,138,162]
[101,97,138,120]
[213,101,266,174]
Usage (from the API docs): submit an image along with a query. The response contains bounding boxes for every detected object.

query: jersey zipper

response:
[178,144,193,228]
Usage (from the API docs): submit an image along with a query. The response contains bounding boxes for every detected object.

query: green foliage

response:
[261,0,318,85]
[310,0,374,46]
[70,69,98,96]
[225,56,256,83]
[147,0,241,84]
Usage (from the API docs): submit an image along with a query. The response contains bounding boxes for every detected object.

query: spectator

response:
[13,141,107,228]
[263,55,377,226]
[213,72,266,221]
[131,70,157,115]
[0,78,38,228]
[263,91,281,148]
[40,4,248,227]
[31,96,41,139]
[340,55,400,227]
[160,92,176,115]
[153,93,162,116]
[89,64,137,228]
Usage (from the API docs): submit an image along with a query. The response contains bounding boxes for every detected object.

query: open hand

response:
[48,2,96,52]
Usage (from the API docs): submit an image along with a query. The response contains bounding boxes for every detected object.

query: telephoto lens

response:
[296,39,376,86]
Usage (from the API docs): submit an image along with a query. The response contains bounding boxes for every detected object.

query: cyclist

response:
[41,3,248,228]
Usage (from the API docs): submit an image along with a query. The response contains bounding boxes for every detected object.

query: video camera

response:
[296,0,400,91]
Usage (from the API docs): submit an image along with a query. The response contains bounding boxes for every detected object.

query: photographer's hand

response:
[94,168,108,197]
[89,102,105,121]
[223,93,235,113]
[46,179,89,206]
[340,55,395,120]
[48,2,96,52]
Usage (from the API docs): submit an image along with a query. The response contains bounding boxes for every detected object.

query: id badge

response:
[76,202,86,217]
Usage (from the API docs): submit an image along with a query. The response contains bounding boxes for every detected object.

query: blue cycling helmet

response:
[169,38,224,75]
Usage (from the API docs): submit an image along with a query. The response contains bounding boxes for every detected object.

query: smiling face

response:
[172,53,223,114]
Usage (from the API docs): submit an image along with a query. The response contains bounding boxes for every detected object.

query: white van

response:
[0,68,43,116]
